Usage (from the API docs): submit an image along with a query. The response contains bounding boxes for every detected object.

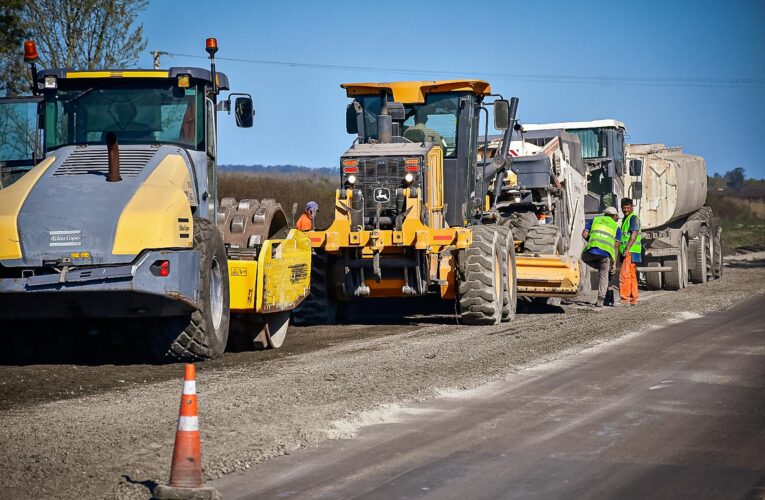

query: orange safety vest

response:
[296,213,313,231]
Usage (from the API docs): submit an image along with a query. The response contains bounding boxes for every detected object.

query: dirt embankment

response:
[1,262,764,500]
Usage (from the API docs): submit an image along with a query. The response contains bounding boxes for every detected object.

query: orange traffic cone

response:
[154,364,219,500]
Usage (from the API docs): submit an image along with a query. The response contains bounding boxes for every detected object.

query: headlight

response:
[44,76,57,89]
[404,173,414,184]
[347,175,357,185]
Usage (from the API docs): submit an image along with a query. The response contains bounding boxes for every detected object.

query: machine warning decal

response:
[49,230,82,247]
[373,188,390,203]
[289,263,308,283]
[231,267,248,277]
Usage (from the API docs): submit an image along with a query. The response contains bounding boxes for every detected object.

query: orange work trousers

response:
[619,253,639,304]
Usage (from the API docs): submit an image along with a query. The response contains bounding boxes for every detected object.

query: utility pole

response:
[152,50,169,70]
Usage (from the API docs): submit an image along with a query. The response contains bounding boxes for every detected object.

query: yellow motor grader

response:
[294,80,579,324]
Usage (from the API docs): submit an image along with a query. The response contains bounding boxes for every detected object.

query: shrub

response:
[218,172,338,229]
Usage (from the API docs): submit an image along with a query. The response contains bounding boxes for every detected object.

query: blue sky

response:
[137,0,765,178]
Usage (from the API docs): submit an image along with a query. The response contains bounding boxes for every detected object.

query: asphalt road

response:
[217,294,765,500]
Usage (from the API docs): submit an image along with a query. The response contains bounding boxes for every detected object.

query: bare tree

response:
[0,0,148,96]
[0,0,28,96]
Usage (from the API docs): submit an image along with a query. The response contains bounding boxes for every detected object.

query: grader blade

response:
[516,255,580,297]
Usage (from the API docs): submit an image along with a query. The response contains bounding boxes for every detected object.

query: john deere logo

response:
[373,188,390,203]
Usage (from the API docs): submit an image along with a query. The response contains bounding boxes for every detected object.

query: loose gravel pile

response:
[1,263,763,499]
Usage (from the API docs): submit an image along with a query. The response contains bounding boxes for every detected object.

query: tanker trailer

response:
[624,144,722,290]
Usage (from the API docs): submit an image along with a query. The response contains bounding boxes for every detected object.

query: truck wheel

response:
[689,234,708,284]
[498,226,517,322]
[713,231,723,279]
[501,211,537,243]
[644,259,663,290]
[524,224,562,255]
[292,250,337,325]
[151,217,230,362]
[663,237,688,291]
[458,225,503,325]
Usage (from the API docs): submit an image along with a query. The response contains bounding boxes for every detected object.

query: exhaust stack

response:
[105,132,122,182]
[377,93,392,144]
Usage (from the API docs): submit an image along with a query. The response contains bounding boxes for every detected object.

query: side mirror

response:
[494,99,509,130]
[632,181,643,199]
[628,158,643,177]
[346,102,358,134]
[234,97,254,128]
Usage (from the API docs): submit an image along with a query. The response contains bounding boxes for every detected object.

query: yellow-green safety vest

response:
[619,212,642,254]
[584,215,618,261]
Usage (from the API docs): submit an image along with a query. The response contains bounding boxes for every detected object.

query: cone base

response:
[154,483,220,500]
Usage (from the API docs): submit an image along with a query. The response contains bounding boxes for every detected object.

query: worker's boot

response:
[595,298,604,308]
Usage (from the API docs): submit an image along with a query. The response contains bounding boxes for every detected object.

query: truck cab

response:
[523,119,627,220]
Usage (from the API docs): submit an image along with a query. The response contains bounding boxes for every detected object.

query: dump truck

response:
[0,39,311,360]
[522,120,721,290]
[294,80,526,325]
[479,129,586,301]
[624,143,722,289]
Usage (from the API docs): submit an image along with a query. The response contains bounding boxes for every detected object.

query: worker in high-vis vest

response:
[619,197,642,305]
[582,206,622,307]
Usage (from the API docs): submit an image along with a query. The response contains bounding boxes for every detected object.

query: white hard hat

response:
[604,207,618,216]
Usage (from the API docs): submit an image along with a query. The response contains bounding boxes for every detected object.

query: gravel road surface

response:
[216,285,765,499]
[1,261,763,499]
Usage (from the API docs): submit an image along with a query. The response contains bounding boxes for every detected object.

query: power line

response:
[164,52,764,89]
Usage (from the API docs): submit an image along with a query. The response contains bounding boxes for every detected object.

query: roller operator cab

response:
[0,40,311,361]
[294,80,522,326]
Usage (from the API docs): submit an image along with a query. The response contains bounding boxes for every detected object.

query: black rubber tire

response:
[713,230,723,279]
[500,211,537,243]
[292,250,337,325]
[644,258,663,290]
[689,234,707,284]
[497,225,518,322]
[150,217,230,362]
[663,236,688,291]
[458,225,503,325]
[524,224,562,255]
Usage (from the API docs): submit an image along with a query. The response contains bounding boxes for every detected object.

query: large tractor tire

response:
[292,250,337,325]
[524,224,562,255]
[713,230,723,279]
[151,217,230,362]
[689,233,708,284]
[644,259,663,291]
[497,226,518,322]
[458,225,503,325]
[500,211,537,243]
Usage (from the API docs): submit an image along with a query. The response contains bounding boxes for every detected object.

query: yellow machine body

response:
[228,229,312,313]
[515,254,581,297]
[308,148,470,299]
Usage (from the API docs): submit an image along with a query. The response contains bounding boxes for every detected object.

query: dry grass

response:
[707,191,765,254]
[218,172,338,229]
